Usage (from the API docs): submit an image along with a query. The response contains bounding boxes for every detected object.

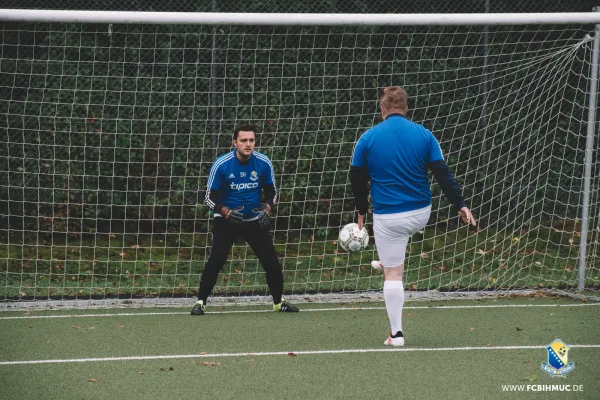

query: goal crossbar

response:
[1,9,600,26]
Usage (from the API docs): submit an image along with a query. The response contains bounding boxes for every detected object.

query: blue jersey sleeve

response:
[351,134,368,167]
[427,131,444,163]
[206,159,224,191]
[262,156,275,186]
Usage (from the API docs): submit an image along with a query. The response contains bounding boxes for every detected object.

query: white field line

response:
[0,302,598,320]
[2,344,600,366]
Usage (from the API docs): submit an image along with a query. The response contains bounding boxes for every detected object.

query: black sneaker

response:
[273,300,299,312]
[191,300,205,315]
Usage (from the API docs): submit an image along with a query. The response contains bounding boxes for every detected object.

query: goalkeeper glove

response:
[252,204,271,228]
[223,206,244,224]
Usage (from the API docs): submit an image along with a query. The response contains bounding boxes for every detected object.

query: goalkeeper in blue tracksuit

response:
[191,124,299,315]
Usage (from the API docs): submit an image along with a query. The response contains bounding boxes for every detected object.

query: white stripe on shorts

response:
[373,206,431,268]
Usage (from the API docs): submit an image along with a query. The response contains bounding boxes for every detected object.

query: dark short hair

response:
[233,124,256,140]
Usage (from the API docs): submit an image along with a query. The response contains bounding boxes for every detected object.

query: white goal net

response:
[1,12,599,307]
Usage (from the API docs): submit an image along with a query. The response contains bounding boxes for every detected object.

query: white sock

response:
[383,280,405,336]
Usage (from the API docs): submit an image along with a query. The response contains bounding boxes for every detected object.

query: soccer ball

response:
[338,223,369,252]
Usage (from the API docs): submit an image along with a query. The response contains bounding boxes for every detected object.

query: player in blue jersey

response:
[351,87,476,345]
[191,124,298,315]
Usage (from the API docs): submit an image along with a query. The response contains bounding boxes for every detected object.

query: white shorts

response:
[373,206,431,268]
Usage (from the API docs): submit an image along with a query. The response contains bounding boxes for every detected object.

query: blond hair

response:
[379,86,408,112]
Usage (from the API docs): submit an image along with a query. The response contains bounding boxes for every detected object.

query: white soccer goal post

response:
[1,10,599,309]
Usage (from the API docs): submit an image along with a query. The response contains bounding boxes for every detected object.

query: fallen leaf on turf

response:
[71,325,80,329]
[202,362,221,367]
[477,249,486,255]
[199,352,208,355]
[139,372,144,375]
[247,359,255,362]
[524,360,532,364]
[116,324,123,328]
[287,352,296,356]
[87,379,97,382]
[420,252,429,259]
[487,344,493,347]
[469,327,475,331]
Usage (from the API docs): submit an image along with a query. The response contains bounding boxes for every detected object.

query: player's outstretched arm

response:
[428,160,476,226]
[350,165,370,230]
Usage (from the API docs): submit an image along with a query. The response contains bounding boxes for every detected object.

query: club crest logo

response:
[250,171,259,181]
[541,339,575,377]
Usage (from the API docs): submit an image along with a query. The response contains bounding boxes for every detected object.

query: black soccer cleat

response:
[191,300,205,315]
[273,300,299,312]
